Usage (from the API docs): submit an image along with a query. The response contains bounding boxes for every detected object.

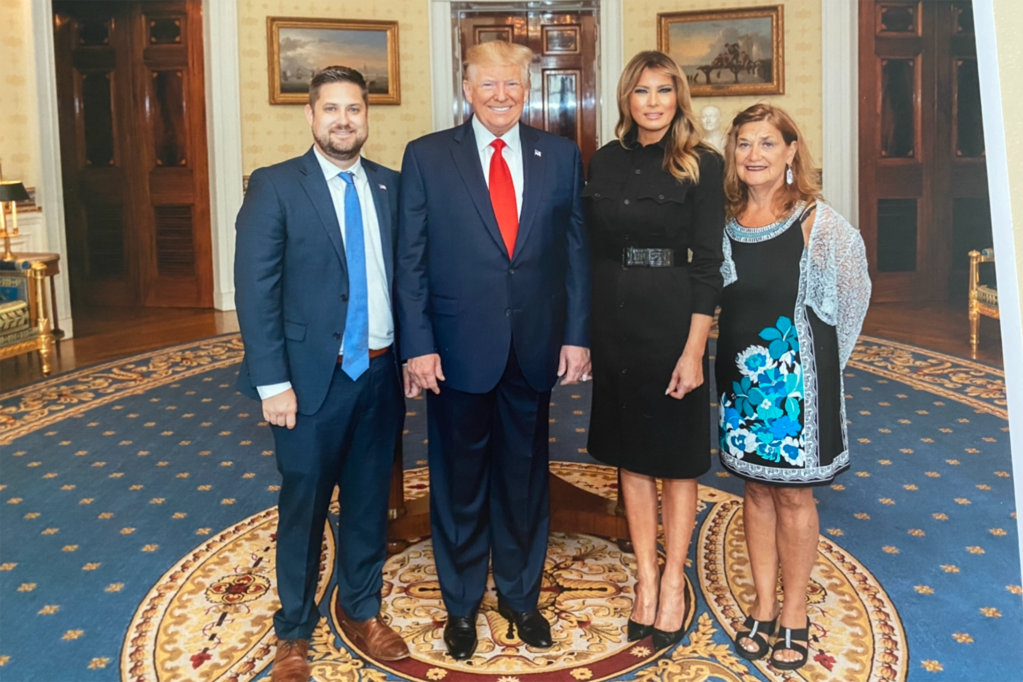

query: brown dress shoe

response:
[338,612,410,661]
[270,638,310,682]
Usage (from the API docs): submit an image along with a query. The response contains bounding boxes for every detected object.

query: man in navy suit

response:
[235,66,411,682]
[397,41,591,659]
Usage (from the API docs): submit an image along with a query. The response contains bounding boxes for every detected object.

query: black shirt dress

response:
[582,135,725,479]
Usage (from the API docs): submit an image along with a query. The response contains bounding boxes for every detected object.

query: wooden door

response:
[54,0,213,308]
[859,1,990,303]
[457,7,599,168]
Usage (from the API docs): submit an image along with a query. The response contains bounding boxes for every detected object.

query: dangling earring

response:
[786,164,794,185]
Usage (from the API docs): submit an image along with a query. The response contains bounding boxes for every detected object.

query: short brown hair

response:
[724,103,822,220]
[309,65,368,106]
[464,41,533,86]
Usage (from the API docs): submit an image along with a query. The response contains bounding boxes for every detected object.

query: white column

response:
[30,0,74,338]
[203,0,244,311]
[821,0,858,224]
[599,0,624,146]
[974,0,1023,587]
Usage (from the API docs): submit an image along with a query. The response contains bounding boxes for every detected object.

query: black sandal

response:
[770,618,810,670]
[732,614,777,660]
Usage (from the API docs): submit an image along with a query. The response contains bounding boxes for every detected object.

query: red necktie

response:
[488,139,518,257]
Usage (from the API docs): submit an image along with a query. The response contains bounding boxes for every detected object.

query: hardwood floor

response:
[861,299,1003,367]
[0,299,1004,394]
[0,307,239,392]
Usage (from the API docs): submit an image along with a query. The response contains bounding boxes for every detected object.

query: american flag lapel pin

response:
[534,149,542,157]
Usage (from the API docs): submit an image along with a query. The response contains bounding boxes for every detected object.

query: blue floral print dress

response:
[716,203,848,486]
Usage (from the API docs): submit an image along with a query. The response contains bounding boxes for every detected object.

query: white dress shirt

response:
[472,116,523,218]
[257,149,392,400]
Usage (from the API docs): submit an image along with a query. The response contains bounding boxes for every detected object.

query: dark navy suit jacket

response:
[396,119,590,394]
[234,147,401,416]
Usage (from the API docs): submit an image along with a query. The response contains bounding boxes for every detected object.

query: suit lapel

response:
[514,124,545,263]
[363,162,395,286]
[451,119,510,259]
[299,148,348,272]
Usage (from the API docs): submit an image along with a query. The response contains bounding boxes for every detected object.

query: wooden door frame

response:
[30,0,242,337]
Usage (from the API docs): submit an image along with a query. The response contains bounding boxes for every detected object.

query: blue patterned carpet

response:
[0,335,1019,682]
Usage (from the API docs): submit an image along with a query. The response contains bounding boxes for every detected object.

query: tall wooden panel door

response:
[456,6,599,168]
[859,1,990,303]
[54,0,213,308]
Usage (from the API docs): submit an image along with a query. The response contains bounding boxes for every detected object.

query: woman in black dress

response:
[583,51,724,650]
[717,104,870,669]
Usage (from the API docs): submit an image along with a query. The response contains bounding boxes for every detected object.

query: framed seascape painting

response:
[267,17,400,105]
[657,6,784,97]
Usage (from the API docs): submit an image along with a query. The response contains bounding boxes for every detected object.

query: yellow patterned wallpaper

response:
[239,0,822,172]
[623,0,822,162]
[992,0,1023,287]
[0,0,39,188]
[237,0,433,174]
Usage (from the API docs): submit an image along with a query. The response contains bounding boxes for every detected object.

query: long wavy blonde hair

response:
[615,51,710,184]
[724,103,823,220]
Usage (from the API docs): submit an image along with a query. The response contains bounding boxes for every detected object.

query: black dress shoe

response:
[627,618,655,642]
[443,613,478,660]
[496,596,553,649]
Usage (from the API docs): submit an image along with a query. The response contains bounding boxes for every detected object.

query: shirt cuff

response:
[257,381,293,400]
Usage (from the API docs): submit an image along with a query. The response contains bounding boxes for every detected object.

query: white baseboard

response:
[214,290,236,311]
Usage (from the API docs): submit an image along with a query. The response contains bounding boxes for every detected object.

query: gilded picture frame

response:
[267,17,401,105]
[657,6,784,98]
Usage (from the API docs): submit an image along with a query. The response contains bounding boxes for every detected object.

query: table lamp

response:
[0,180,30,261]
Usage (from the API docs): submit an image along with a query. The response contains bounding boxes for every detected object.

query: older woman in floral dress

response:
[715,104,870,670]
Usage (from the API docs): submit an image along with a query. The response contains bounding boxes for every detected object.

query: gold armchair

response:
[968,249,998,358]
[0,262,54,375]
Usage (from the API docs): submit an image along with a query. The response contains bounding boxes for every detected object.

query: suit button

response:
[658,194,665,200]
[621,369,627,374]
[509,268,515,275]
[619,301,625,307]
[333,332,341,340]
[623,199,630,205]
[340,293,348,302]
[506,309,512,316]
[635,169,641,174]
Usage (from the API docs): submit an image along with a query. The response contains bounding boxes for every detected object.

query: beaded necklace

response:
[726,200,807,244]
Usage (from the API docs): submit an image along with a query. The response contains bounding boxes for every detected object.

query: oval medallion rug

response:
[0,335,1020,681]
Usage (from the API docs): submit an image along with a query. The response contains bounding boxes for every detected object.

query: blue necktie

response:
[338,171,369,380]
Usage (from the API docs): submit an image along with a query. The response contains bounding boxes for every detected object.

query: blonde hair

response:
[615,51,711,184]
[724,103,823,220]
[464,41,534,86]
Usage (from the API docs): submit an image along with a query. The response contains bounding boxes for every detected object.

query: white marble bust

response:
[700,105,727,153]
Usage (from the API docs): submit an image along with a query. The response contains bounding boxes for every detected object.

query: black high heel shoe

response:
[651,583,689,650]
[627,618,655,642]
[627,580,657,641]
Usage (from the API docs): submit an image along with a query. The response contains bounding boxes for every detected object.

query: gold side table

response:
[1,252,63,339]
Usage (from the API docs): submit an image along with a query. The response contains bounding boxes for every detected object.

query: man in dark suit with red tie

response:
[396,41,591,660]
[235,66,411,682]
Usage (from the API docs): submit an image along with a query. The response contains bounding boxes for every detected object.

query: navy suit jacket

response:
[396,119,590,394]
[234,147,401,416]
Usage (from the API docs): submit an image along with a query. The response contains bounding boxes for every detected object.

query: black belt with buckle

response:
[622,247,681,268]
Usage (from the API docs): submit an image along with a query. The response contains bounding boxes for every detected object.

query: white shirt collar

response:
[472,116,521,156]
[313,145,363,182]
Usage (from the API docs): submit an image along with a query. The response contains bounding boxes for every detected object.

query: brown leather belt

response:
[337,346,391,363]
